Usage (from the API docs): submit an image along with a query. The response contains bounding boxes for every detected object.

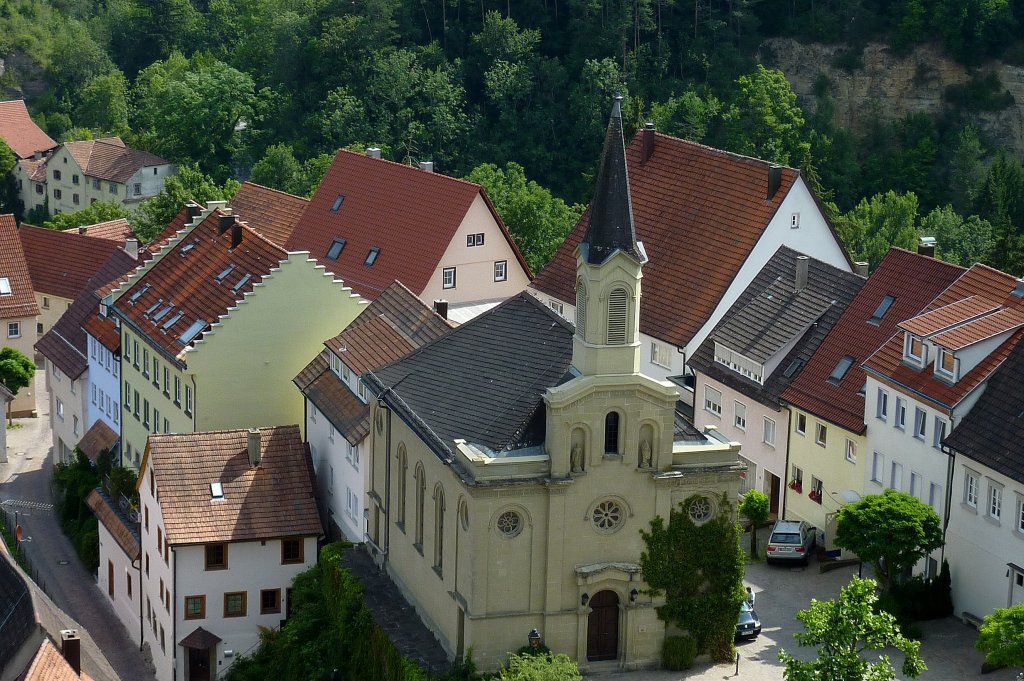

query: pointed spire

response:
[581,96,644,266]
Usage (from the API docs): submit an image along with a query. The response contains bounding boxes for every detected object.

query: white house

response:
[87,488,142,647]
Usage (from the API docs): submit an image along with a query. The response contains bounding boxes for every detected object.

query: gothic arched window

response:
[414,463,426,550]
[604,412,621,454]
[433,485,446,573]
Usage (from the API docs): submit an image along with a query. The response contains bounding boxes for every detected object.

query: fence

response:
[2,505,53,599]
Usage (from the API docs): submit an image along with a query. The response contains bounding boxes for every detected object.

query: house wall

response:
[4,314,37,417]
[123,165,175,207]
[306,391,367,542]
[34,293,72,340]
[14,163,46,216]
[43,145,174,216]
[139,462,177,681]
[946,458,1024,618]
[420,194,531,306]
[43,361,86,464]
[96,520,142,646]
[85,333,121,435]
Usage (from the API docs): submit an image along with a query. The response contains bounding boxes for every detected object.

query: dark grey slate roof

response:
[363,292,574,461]
[0,550,35,677]
[944,340,1024,484]
[690,246,864,409]
[581,97,644,266]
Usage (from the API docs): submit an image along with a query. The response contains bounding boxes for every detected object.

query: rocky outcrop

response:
[760,38,1024,156]
[0,51,48,102]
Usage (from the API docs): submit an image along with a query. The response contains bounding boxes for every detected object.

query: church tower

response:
[572,96,648,377]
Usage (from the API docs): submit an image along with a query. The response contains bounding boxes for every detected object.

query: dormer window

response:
[713,342,764,384]
[936,348,957,380]
[904,333,926,365]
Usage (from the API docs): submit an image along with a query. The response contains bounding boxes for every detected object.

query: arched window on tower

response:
[433,485,446,574]
[575,278,587,339]
[607,288,628,344]
[604,412,621,454]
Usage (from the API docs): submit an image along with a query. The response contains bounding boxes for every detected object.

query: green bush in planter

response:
[663,635,698,670]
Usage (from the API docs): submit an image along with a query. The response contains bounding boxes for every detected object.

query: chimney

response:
[247,428,261,467]
[218,213,236,235]
[32,151,42,161]
[433,299,448,320]
[918,236,936,258]
[641,122,656,164]
[854,261,869,277]
[366,147,382,159]
[186,202,204,224]
[78,226,87,235]
[124,237,139,260]
[1012,278,1024,298]
[418,161,434,173]
[795,255,809,291]
[230,221,243,249]
[767,165,783,200]
[60,629,81,676]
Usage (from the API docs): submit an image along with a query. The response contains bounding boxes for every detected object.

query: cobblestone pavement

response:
[1,370,154,681]
[602,529,1021,680]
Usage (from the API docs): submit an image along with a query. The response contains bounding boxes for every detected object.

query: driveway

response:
[603,543,1021,680]
[1,370,154,681]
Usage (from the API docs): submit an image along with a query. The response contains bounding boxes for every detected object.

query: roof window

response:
[827,355,856,384]
[129,284,151,304]
[161,311,183,331]
[365,247,380,266]
[210,482,224,500]
[215,265,235,283]
[178,319,207,345]
[231,274,252,293]
[0,277,11,295]
[868,295,896,325]
[326,238,345,260]
[145,298,163,317]
[180,241,198,256]
[782,358,804,378]
[152,304,174,323]
[331,195,345,212]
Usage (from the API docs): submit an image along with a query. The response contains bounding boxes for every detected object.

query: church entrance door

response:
[586,590,619,661]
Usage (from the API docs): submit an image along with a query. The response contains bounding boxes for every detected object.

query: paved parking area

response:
[602,549,1021,680]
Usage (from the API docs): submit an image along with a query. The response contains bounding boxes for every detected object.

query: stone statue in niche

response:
[639,438,653,468]
[570,441,584,473]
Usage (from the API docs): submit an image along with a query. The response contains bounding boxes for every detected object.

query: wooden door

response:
[188,648,211,681]
[586,590,619,661]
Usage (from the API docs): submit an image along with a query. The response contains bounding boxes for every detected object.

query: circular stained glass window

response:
[688,497,712,523]
[497,511,522,538]
[592,500,623,532]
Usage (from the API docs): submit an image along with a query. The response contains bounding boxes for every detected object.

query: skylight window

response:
[152,304,174,322]
[868,295,896,325]
[827,355,856,384]
[782,358,804,378]
[180,241,197,256]
[365,247,380,266]
[129,284,151,304]
[231,274,252,292]
[210,482,224,500]
[331,194,345,212]
[145,298,163,316]
[0,278,11,295]
[215,265,236,283]
[161,311,183,331]
[326,238,346,260]
[178,319,207,345]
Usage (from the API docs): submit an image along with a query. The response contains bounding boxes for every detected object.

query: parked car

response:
[735,600,761,640]
[766,519,816,565]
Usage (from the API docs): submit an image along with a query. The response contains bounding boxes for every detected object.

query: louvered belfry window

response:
[607,288,628,344]
[575,278,587,339]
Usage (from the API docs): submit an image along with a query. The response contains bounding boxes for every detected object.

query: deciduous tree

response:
[42,201,132,231]
[835,191,920,271]
[739,489,769,559]
[976,604,1024,670]
[722,65,810,167]
[135,164,239,242]
[0,347,35,425]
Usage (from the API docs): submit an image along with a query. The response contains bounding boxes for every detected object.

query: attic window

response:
[152,304,174,323]
[161,311,183,331]
[0,278,11,295]
[331,195,345,212]
[782,358,804,378]
[145,299,163,317]
[180,241,197,256]
[232,274,252,292]
[129,284,151,304]
[210,482,224,500]
[178,319,207,345]
[364,247,380,266]
[827,355,856,384]
[326,238,345,260]
[215,265,236,283]
[868,295,896,325]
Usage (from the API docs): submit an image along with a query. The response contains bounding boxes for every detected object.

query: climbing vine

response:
[640,492,745,662]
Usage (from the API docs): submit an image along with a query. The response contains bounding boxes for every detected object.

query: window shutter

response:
[607,288,628,344]
[575,278,587,339]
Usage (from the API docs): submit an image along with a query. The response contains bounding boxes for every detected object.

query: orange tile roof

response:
[113,211,287,359]
[77,420,119,463]
[782,249,963,433]
[286,150,530,299]
[64,137,167,183]
[85,488,140,561]
[531,132,849,348]
[62,219,134,243]
[143,426,322,545]
[0,214,41,320]
[18,157,47,182]
[229,181,308,247]
[0,100,57,159]
[898,295,1001,336]
[21,639,94,681]
[863,264,1024,410]
[19,224,123,300]
[930,306,1024,350]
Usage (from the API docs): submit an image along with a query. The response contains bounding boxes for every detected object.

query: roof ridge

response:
[335,148,484,193]
[237,180,309,202]
[647,130,800,172]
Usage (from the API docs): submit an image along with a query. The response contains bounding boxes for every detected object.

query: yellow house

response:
[0,214,40,417]
[780,248,963,551]
[110,203,365,468]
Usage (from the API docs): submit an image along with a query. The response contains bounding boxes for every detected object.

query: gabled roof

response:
[0,215,41,320]
[19,224,124,300]
[364,292,574,460]
[143,425,322,545]
[63,137,168,184]
[77,420,119,464]
[85,488,140,561]
[228,181,308,247]
[532,132,850,349]
[690,247,864,409]
[19,638,93,681]
[863,263,1024,410]
[286,149,530,299]
[782,248,963,433]
[0,100,57,159]
[35,249,138,379]
[62,218,134,243]
[112,211,287,359]
[295,281,452,443]
[944,340,1024,485]
[18,156,47,182]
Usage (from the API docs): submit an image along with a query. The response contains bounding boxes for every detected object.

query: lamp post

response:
[527,628,542,650]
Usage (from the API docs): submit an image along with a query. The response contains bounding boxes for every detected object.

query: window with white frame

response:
[929,482,942,514]
[493,260,507,282]
[845,438,856,463]
[56,398,64,420]
[904,333,926,364]
[795,412,806,435]
[442,267,456,289]
[936,348,956,379]
[763,417,776,447]
[988,482,1003,520]
[913,407,926,439]
[810,476,823,504]
[932,416,947,449]
[895,397,906,429]
[738,456,754,494]
[876,388,889,421]
[791,465,803,490]
[7,322,20,338]
[1016,493,1024,534]
[329,422,335,443]
[815,422,827,447]
[890,461,903,490]
[791,213,800,229]
[548,300,564,317]
[909,471,921,498]
[650,340,672,369]
[704,386,722,416]
[965,468,979,508]
[91,384,97,405]
[734,401,747,430]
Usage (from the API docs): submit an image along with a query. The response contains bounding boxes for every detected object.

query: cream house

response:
[0,214,40,417]
[362,101,742,672]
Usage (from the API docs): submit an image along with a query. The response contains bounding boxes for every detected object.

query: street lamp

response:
[527,629,542,650]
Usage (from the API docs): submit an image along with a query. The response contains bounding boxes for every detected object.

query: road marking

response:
[1,499,54,511]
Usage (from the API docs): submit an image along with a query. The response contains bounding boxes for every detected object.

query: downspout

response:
[383,400,392,559]
[780,404,791,520]
[171,546,177,681]
[941,411,957,567]
[133,556,143,651]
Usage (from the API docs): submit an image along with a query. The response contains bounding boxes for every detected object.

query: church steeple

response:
[581,96,646,266]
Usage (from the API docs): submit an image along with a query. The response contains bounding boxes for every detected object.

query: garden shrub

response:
[662,635,698,670]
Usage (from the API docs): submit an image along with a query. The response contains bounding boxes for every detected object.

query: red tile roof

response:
[286,150,530,299]
[113,211,287,359]
[229,181,308,247]
[21,639,94,681]
[898,296,1001,336]
[930,306,1024,350]
[19,224,124,300]
[77,420,119,463]
[0,100,57,159]
[863,263,1024,410]
[782,249,963,433]
[18,157,47,182]
[0,215,41,320]
[143,426,322,545]
[64,137,167,183]
[85,488,140,561]
[62,218,134,243]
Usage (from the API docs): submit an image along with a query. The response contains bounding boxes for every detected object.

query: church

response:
[362,99,743,672]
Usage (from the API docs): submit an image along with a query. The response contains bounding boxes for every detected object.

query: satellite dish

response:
[15,524,22,542]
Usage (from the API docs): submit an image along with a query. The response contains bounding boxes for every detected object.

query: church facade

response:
[362,100,743,672]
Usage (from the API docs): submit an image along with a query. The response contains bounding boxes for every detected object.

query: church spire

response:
[581,96,645,266]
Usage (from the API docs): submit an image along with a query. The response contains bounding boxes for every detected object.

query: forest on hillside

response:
[2,0,1024,273]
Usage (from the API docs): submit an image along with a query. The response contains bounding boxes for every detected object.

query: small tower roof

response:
[581,97,644,266]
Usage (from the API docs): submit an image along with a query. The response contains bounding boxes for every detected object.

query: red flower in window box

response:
[789,480,802,493]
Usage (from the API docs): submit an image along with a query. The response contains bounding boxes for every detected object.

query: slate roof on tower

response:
[0,214,41,320]
[286,149,531,299]
[228,181,308,246]
[0,100,57,159]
